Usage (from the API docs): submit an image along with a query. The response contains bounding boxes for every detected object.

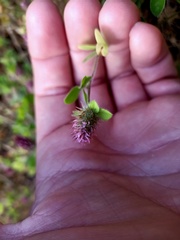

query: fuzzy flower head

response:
[72,107,99,143]
[72,100,112,143]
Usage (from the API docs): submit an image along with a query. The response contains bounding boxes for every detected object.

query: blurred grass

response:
[0,0,35,223]
[0,0,69,225]
[0,0,179,224]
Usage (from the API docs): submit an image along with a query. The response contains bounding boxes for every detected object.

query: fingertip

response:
[98,0,146,110]
[129,22,179,97]
[99,0,140,45]
[64,0,101,49]
[26,0,75,142]
[129,22,167,67]
[26,0,66,59]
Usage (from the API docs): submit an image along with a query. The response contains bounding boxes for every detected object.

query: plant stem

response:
[87,55,100,103]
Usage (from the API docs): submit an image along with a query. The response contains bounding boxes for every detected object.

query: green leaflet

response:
[88,100,100,113]
[97,108,112,121]
[64,77,92,105]
[83,51,97,62]
[88,100,113,120]
[150,0,166,17]
[78,44,96,51]
[80,76,92,89]
[64,86,80,104]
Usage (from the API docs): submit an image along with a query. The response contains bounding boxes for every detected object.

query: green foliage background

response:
[0,0,35,223]
[0,0,179,224]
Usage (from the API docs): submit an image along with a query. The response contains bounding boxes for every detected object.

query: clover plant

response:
[64,29,112,143]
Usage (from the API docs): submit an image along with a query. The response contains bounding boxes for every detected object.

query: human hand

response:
[1,0,180,239]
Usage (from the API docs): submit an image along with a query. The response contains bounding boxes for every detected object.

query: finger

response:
[99,0,147,110]
[129,22,180,98]
[26,0,74,143]
[64,0,114,111]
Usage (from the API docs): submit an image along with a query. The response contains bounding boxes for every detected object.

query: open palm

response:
[1,0,180,239]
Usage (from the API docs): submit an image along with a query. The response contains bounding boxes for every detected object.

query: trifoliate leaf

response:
[88,100,100,113]
[94,29,108,57]
[64,86,80,104]
[97,108,112,120]
[150,0,165,17]
[80,76,92,89]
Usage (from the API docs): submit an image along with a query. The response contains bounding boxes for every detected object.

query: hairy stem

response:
[87,56,100,103]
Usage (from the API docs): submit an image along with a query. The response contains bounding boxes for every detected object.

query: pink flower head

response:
[72,107,99,143]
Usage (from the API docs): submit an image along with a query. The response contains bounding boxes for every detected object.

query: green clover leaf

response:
[64,86,81,104]
[88,100,100,113]
[150,0,166,17]
[97,108,113,121]
[80,76,92,89]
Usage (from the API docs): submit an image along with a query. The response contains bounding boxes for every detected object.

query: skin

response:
[1,0,180,239]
